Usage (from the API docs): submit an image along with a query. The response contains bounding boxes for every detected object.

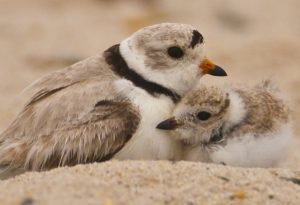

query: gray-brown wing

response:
[0,56,140,175]
[48,99,140,166]
[23,54,109,106]
[0,96,140,173]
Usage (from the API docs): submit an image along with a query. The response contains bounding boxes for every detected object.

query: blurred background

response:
[0,0,299,168]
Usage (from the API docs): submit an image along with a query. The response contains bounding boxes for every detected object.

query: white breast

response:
[113,79,181,160]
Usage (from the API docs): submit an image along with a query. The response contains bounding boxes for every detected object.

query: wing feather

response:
[0,56,140,179]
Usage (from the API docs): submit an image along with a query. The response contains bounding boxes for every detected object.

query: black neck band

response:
[104,44,181,103]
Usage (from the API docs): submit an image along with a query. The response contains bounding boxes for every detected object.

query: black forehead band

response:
[189,30,203,49]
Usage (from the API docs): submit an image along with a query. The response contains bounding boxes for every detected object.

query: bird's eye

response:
[167,46,184,59]
[196,111,211,121]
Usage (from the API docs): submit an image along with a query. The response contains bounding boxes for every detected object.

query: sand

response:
[0,161,300,205]
[0,0,299,204]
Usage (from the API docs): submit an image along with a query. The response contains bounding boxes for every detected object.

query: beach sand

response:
[0,0,299,204]
[0,161,300,205]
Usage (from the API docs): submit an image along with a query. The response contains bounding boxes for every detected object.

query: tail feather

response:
[0,135,27,180]
[0,164,25,180]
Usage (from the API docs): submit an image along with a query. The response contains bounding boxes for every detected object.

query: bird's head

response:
[157,86,231,145]
[119,23,227,95]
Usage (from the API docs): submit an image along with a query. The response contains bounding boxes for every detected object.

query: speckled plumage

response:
[232,82,289,138]
[159,81,293,167]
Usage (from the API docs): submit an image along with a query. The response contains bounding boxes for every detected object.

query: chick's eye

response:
[197,111,211,121]
[167,46,184,59]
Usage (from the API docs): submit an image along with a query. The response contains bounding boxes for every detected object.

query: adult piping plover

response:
[0,23,227,178]
[157,81,293,168]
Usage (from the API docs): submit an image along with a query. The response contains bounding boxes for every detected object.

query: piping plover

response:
[157,81,293,168]
[0,23,226,178]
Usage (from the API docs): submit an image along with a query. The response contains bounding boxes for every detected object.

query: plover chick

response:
[0,23,226,179]
[157,81,293,168]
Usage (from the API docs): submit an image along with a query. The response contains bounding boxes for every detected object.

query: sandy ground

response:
[0,0,299,204]
[0,161,300,205]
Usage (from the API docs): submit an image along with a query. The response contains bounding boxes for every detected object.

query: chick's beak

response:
[200,58,227,76]
[156,117,181,130]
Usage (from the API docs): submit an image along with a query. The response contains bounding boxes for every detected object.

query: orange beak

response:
[200,58,227,76]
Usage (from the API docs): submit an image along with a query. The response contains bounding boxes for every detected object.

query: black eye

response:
[197,111,211,121]
[167,46,184,59]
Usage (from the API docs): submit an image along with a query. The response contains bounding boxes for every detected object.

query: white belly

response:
[113,79,181,160]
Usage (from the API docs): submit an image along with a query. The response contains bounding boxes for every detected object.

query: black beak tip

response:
[208,66,227,77]
[156,119,177,130]
[156,121,171,130]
